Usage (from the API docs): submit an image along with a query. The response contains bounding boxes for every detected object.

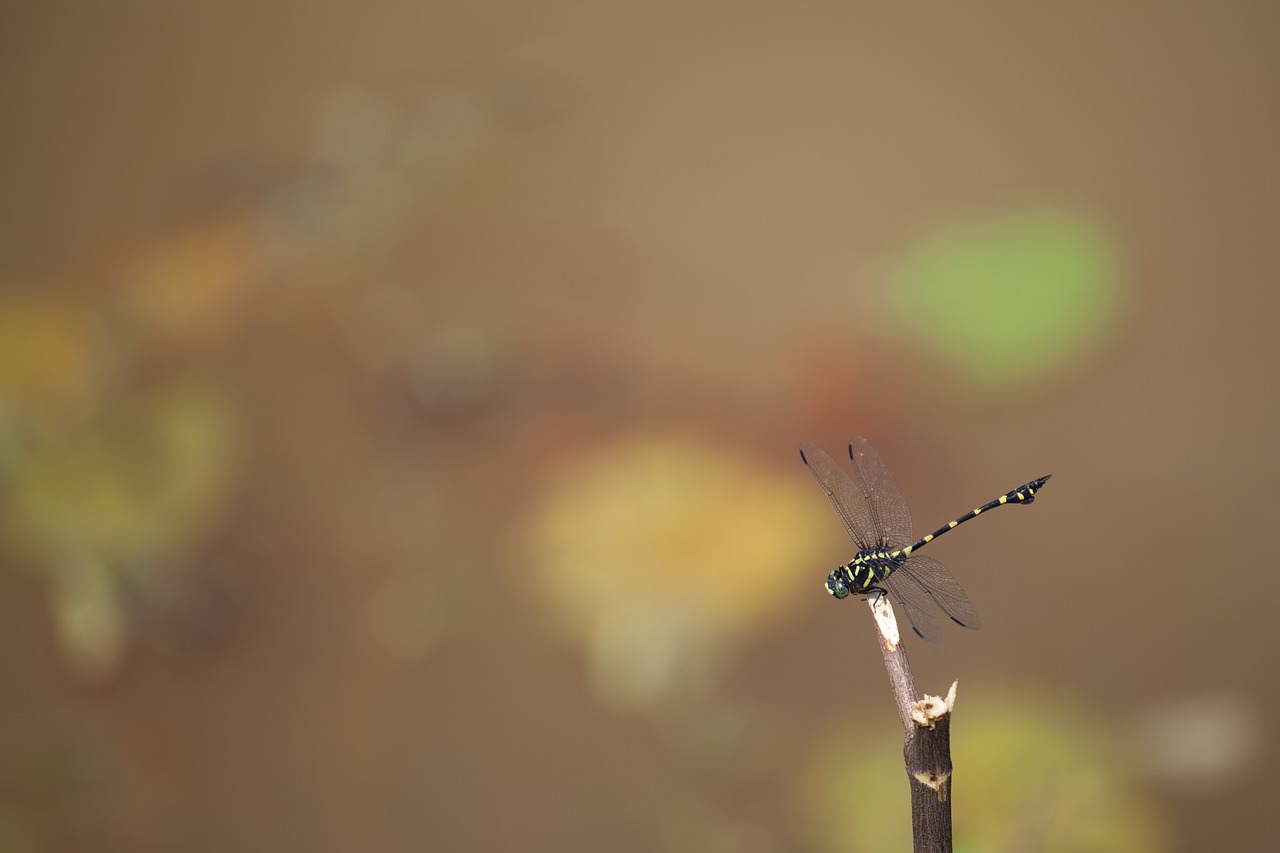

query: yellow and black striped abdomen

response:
[897,474,1051,558]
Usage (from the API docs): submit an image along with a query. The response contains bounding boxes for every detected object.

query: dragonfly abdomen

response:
[898,474,1052,558]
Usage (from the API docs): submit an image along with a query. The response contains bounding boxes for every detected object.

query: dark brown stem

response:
[866,595,956,853]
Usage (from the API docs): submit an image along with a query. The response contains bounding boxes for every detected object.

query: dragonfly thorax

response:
[826,549,903,599]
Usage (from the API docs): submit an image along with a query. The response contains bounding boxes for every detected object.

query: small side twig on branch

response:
[867,593,957,853]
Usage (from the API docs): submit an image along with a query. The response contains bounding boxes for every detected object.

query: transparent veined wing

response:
[897,554,982,633]
[799,441,877,551]
[879,569,942,643]
[846,437,914,549]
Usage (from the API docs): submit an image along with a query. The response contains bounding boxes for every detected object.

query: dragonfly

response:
[800,437,1050,642]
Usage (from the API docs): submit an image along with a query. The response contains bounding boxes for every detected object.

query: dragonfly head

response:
[826,569,851,599]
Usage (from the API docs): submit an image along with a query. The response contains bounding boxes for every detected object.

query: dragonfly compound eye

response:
[826,570,851,599]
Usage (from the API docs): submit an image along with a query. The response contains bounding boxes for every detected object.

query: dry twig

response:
[868,593,957,853]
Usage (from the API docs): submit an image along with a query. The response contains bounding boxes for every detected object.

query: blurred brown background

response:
[1,3,1276,851]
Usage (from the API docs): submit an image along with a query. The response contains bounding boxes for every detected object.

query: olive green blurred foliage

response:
[802,688,1167,853]
[0,224,250,674]
[895,212,1117,384]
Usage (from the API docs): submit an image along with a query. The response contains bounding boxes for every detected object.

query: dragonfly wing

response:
[799,442,876,551]
[880,570,942,643]
[899,554,982,631]
[847,437,914,549]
